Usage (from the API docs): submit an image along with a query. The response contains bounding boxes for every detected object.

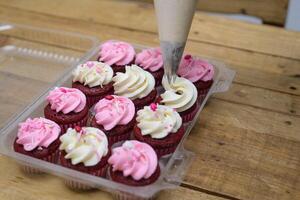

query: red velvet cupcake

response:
[133,103,184,157]
[159,76,199,123]
[59,126,110,189]
[135,48,164,86]
[44,87,88,133]
[178,55,214,104]
[91,95,135,146]
[14,117,61,173]
[72,61,114,108]
[113,65,157,111]
[108,140,160,186]
[98,40,135,73]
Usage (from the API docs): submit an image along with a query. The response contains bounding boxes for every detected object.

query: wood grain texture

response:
[0,0,299,97]
[184,108,300,200]
[0,157,225,200]
[0,0,299,200]
[0,4,299,100]
[1,0,299,59]
[134,0,289,25]
[0,9,299,120]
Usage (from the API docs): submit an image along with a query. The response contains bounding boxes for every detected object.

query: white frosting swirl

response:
[59,127,108,166]
[137,105,182,139]
[112,65,155,100]
[161,76,198,112]
[73,61,113,87]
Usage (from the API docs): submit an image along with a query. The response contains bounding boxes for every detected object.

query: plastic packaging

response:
[0,23,235,200]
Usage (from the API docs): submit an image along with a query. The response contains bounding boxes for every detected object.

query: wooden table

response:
[0,0,299,200]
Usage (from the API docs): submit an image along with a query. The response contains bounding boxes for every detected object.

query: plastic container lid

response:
[0,23,235,199]
[0,23,99,128]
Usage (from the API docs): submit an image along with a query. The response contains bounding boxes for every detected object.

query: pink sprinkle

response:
[173,108,177,111]
[105,95,114,100]
[86,61,94,68]
[96,67,102,73]
[150,103,157,111]
[74,126,82,132]
[184,54,192,60]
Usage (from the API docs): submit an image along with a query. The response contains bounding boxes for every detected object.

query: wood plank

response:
[1,0,300,59]
[214,84,300,116]
[135,0,289,25]
[182,99,300,200]
[0,39,82,128]
[0,4,299,119]
[0,38,82,83]
[0,72,47,128]
[0,2,299,97]
[0,156,225,200]
[201,99,299,141]
[0,2,299,200]
[0,5,299,96]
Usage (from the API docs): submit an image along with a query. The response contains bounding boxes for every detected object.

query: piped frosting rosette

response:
[94,95,135,131]
[178,55,214,82]
[160,76,198,113]
[46,87,86,114]
[136,104,182,139]
[59,127,108,166]
[113,65,155,100]
[73,61,113,88]
[135,48,163,72]
[108,140,158,181]
[16,117,60,151]
[99,41,135,66]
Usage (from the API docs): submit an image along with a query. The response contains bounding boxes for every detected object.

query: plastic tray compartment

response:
[0,23,235,200]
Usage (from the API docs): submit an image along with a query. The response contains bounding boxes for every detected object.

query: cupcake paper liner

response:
[133,90,157,111]
[20,149,59,174]
[181,103,200,123]
[154,145,179,158]
[197,87,210,105]
[21,165,44,174]
[63,165,108,190]
[90,117,134,146]
[85,90,113,108]
[86,94,106,108]
[60,114,88,133]
[112,192,157,200]
[108,131,131,147]
[133,125,185,158]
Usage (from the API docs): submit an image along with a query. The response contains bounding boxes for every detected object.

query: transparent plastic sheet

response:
[0,23,235,200]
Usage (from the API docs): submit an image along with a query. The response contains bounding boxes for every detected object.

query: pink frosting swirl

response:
[16,117,60,151]
[178,55,214,82]
[108,140,158,181]
[135,48,163,72]
[94,95,135,130]
[46,87,86,114]
[99,41,135,66]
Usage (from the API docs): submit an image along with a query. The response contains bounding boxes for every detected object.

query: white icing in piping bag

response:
[154,0,198,84]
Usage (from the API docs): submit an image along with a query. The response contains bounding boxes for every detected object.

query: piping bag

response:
[154,0,198,84]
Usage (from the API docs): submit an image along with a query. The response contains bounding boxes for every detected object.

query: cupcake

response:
[158,76,198,123]
[98,40,135,73]
[13,117,61,173]
[91,95,135,146]
[44,87,88,133]
[178,55,214,103]
[113,65,157,111]
[108,140,160,186]
[135,48,164,86]
[59,126,109,189]
[133,103,184,157]
[72,61,114,108]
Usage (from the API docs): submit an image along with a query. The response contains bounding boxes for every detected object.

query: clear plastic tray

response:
[0,23,235,199]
